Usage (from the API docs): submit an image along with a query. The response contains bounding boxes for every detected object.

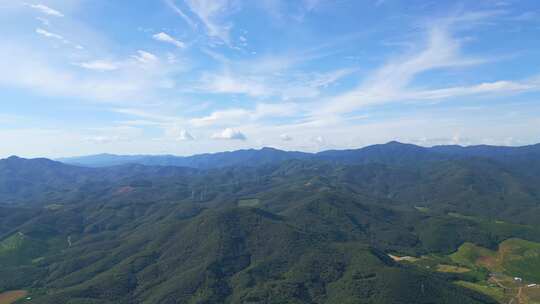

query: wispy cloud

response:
[197,66,353,100]
[0,43,177,103]
[165,0,197,30]
[153,32,186,48]
[183,0,238,44]
[36,27,65,40]
[75,60,119,71]
[190,103,298,127]
[316,25,484,115]
[132,50,159,64]
[25,3,64,17]
[409,79,540,100]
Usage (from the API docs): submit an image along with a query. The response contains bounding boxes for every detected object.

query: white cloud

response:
[190,108,249,127]
[183,0,238,44]
[211,128,246,140]
[25,3,64,17]
[153,32,186,48]
[84,126,143,144]
[200,73,271,97]
[36,17,50,26]
[312,135,325,144]
[76,60,118,71]
[36,27,64,40]
[0,43,177,103]
[165,124,195,141]
[165,0,197,30]
[198,67,351,99]
[409,80,540,100]
[316,26,484,115]
[190,103,298,127]
[177,129,195,141]
[280,134,292,141]
[35,28,82,49]
[84,136,119,144]
[132,50,159,64]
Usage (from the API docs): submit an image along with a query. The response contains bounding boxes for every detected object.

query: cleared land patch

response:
[0,290,28,304]
[451,239,540,282]
[388,254,419,262]
[436,264,471,273]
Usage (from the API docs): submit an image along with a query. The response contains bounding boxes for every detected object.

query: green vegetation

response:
[455,281,507,303]
[237,198,260,207]
[1,142,540,303]
[450,243,497,268]
[449,239,540,282]
[414,206,430,213]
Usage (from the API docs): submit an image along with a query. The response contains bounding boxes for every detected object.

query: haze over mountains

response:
[57,141,540,169]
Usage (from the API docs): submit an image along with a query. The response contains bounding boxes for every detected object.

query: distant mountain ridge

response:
[54,141,540,169]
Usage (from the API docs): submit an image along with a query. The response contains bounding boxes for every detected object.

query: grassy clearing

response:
[238,198,260,207]
[436,264,470,273]
[499,239,540,282]
[450,242,496,268]
[0,290,28,304]
[414,206,429,213]
[455,281,507,303]
[0,233,25,255]
[450,239,540,282]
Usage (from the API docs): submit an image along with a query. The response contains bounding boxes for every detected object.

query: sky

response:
[1,0,540,158]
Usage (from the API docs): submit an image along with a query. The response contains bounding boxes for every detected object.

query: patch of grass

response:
[238,198,260,207]
[414,206,429,213]
[450,242,496,269]
[454,281,507,303]
[448,212,478,221]
[0,233,49,267]
[0,233,25,254]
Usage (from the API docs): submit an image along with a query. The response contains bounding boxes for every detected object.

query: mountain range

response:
[1,141,540,303]
[57,141,540,170]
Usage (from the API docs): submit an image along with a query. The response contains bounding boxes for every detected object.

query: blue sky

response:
[1,0,540,158]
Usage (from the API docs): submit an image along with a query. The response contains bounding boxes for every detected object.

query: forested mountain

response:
[58,141,540,170]
[1,142,540,303]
